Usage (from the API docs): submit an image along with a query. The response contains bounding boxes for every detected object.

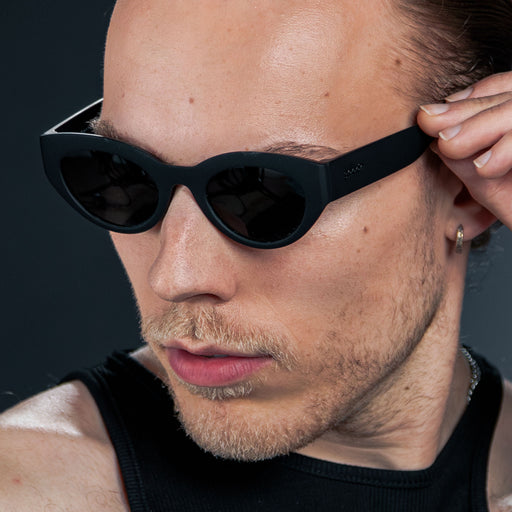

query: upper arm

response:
[0,383,128,511]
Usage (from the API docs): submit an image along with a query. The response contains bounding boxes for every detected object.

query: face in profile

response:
[104,0,452,461]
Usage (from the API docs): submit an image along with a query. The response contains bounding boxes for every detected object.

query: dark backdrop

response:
[1,1,511,412]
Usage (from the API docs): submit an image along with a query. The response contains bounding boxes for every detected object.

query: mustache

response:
[140,304,298,370]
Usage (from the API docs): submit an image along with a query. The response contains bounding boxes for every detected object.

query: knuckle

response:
[438,137,467,159]
[471,95,492,108]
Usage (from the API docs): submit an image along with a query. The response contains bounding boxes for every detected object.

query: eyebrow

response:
[89,117,345,163]
[89,117,166,157]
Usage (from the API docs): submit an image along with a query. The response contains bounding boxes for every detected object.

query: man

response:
[1,0,512,510]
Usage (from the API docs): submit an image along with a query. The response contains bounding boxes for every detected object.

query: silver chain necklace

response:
[460,346,481,403]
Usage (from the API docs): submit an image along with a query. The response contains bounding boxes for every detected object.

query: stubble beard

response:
[140,254,444,463]
[140,178,445,462]
[176,377,255,401]
[141,306,309,460]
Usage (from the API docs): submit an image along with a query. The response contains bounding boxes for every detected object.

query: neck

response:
[296,273,471,471]
[296,348,470,470]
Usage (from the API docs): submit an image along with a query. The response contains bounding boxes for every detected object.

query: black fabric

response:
[62,350,503,512]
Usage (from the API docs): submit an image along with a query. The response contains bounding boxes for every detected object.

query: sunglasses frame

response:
[40,99,432,249]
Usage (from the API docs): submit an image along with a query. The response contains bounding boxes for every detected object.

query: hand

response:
[417,71,512,231]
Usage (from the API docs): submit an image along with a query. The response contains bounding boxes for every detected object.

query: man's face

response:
[104,0,451,460]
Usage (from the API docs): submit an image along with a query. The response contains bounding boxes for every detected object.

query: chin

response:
[168,378,343,462]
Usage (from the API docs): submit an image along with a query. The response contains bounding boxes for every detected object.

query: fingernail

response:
[474,150,492,169]
[445,87,473,102]
[419,103,450,115]
[439,124,462,141]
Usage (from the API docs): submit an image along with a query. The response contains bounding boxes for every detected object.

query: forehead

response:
[103,0,413,164]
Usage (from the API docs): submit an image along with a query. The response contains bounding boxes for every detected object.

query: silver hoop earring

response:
[455,224,464,254]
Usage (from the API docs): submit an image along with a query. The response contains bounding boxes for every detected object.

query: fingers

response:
[418,92,512,136]
[473,131,512,179]
[431,141,512,227]
[418,93,512,161]
[416,71,512,231]
[446,71,512,101]
[417,70,512,180]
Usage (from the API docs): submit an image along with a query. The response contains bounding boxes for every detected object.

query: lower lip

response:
[165,348,272,387]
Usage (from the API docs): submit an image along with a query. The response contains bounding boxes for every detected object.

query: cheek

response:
[110,232,161,314]
[255,174,432,342]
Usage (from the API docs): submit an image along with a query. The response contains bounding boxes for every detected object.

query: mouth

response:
[164,346,273,388]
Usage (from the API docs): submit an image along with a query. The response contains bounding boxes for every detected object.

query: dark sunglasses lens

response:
[60,150,158,228]
[206,167,306,243]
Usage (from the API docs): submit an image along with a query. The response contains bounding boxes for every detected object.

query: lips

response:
[165,347,272,387]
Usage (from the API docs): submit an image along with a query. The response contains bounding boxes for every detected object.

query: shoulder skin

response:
[0,376,511,511]
[0,381,128,512]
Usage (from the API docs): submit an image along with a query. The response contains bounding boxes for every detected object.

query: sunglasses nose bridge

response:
[157,161,214,219]
[152,159,217,230]
[151,162,194,217]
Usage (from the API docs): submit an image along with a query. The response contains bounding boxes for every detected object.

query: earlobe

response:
[445,183,497,245]
[429,156,497,248]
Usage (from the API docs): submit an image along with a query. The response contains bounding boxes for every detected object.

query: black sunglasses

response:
[40,99,431,249]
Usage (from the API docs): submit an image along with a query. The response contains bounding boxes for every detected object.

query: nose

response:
[148,186,238,304]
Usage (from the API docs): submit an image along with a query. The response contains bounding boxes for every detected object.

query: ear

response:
[440,163,497,246]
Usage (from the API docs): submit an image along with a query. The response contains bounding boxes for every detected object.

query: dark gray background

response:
[1,0,511,412]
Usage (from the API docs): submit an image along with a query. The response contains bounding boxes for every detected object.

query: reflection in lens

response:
[207,167,305,242]
[61,150,158,227]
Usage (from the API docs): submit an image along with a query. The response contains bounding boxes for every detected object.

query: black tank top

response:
[62,350,502,512]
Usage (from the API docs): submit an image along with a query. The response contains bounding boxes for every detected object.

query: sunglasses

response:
[40,99,431,249]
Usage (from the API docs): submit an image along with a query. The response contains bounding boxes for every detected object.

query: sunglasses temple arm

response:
[327,126,432,200]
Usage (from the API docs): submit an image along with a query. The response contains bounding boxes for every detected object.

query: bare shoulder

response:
[0,381,128,511]
[488,379,512,512]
